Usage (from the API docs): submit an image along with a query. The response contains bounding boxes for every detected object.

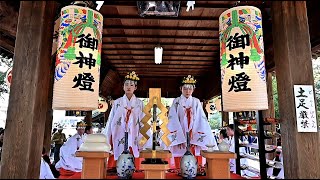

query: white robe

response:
[229,136,236,173]
[55,133,86,172]
[39,157,55,179]
[168,95,218,157]
[102,94,152,160]
[229,136,248,174]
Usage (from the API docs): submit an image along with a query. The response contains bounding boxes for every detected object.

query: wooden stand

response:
[140,150,172,179]
[75,151,109,179]
[201,150,237,179]
[140,164,169,179]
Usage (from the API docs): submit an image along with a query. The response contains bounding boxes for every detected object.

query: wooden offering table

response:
[140,150,172,179]
[201,150,237,179]
[75,151,109,179]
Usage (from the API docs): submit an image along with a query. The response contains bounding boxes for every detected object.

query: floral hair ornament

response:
[182,75,197,85]
[125,71,140,82]
[76,121,87,129]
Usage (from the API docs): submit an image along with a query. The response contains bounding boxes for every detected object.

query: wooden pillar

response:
[42,49,58,155]
[0,1,57,178]
[271,2,320,178]
[85,111,93,126]
[203,100,209,119]
[262,72,276,160]
[262,72,275,119]
[222,111,229,126]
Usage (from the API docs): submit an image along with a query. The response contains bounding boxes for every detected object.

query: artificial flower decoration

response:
[125,71,140,81]
[182,75,197,85]
[76,121,87,129]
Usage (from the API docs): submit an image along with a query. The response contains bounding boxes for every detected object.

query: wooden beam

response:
[103,48,218,52]
[112,64,213,69]
[102,1,235,9]
[107,61,214,65]
[0,1,58,178]
[271,1,320,178]
[115,67,210,71]
[103,34,219,40]
[104,25,219,31]
[100,69,122,100]
[0,1,18,37]
[103,15,219,21]
[103,53,216,58]
[105,59,214,62]
[103,41,219,47]
[0,33,15,53]
[118,71,205,75]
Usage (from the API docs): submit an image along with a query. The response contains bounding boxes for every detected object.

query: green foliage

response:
[208,112,222,130]
[272,75,280,119]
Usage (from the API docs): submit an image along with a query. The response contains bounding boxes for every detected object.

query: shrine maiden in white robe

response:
[55,133,86,172]
[168,95,218,157]
[102,94,152,160]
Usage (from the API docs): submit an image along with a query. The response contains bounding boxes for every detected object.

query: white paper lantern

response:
[219,6,268,112]
[52,5,103,110]
[98,98,108,112]
[214,98,222,112]
[5,67,12,88]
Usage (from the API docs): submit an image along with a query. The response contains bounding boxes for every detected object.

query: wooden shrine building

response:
[0,1,319,179]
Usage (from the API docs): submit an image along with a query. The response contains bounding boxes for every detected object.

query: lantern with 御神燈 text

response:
[219,6,268,112]
[52,5,103,110]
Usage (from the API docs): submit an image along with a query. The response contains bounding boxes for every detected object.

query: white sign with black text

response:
[293,85,318,132]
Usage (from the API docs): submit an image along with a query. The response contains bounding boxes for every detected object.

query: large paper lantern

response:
[52,5,103,110]
[219,6,268,112]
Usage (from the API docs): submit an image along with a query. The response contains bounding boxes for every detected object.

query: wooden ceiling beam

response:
[105,58,214,62]
[103,53,216,58]
[118,72,202,76]
[113,64,213,69]
[104,25,219,31]
[0,1,18,37]
[107,61,215,65]
[115,68,210,73]
[103,15,219,21]
[0,34,15,53]
[103,42,218,47]
[102,1,235,9]
[103,34,219,40]
[104,48,217,52]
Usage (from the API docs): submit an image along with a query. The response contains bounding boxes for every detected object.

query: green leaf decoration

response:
[250,48,261,62]
[221,53,228,66]
[97,53,101,66]
[64,47,76,60]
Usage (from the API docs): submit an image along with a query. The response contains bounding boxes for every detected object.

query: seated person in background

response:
[218,128,229,144]
[40,147,58,179]
[55,121,87,179]
[85,125,93,135]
